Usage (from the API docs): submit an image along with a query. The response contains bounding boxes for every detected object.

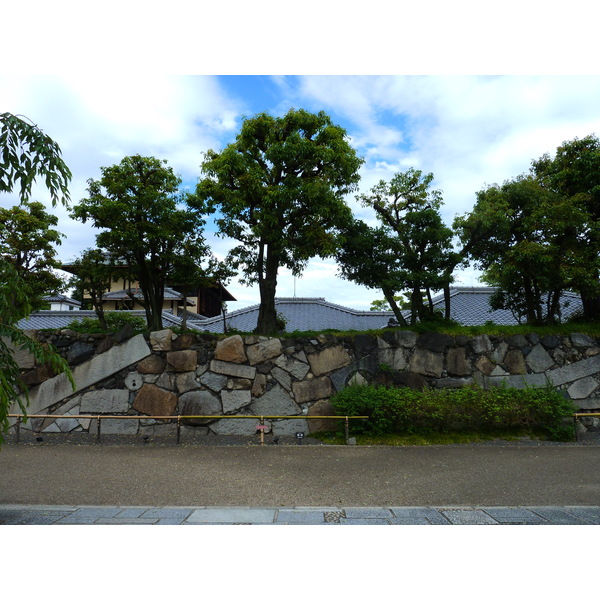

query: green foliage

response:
[455,175,584,324]
[0,201,66,310]
[69,248,120,329]
[331,384,575,440]
[1,112,74,446]
[69,311,147,334]
[71,155,211,332]
[192,108,364,335]
[0,112,72,207]
[531,134,600,320]
[337,219,408,325]
[354,168,459,325]
[0,261,73,443]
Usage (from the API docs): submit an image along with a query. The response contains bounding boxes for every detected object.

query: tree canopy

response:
[0,112,72,207]
[456,135,600,324]
[531,134,600,320]
[192,108,364,334]
[0,112,73,444]
[0,201,66,310]
[71,155,211,331]
[356,168,457,324]
[336,218,409,326]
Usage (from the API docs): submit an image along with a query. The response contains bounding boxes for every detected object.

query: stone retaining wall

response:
[8,328,600,437]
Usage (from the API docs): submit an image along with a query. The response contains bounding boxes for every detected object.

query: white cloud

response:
[4,74,600,312]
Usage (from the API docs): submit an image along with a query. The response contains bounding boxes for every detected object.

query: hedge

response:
[330,384,575,439]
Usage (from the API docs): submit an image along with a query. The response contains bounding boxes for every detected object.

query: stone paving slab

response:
[438,509,500,525]
[3,505,600,525]
[526,507,593,525]
[482,507,547,524]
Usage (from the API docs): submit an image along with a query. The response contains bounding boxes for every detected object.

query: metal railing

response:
[8,413,368,445]
[573,412,600,442]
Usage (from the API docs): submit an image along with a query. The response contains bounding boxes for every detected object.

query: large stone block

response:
[133,384,178,416]
[176,372,202,394]
[166,350,197,372]
[199,371,228,392]
[395,330,418,348]
[13,334,152,415]
[525,344,555,373]
[571,333,596,348]
[308,345,353,376]
[209,414,261,435]
[446,347,470,376]
[221,389,252,414]
[271,418,309,436]
[307,399,338,433]
[469,334,493,354]
[568,377,599,400]
[2,333,36,369]
[171,333,196,350]
[274,354,311,380]
[178,389,222,424]
[90,417,138,435]
[416,332,454,353]
[475,355,495,376]
[504,349,527,375]
[246,338,283,365]
[378,347,408,371]
[149,329,172,351]
[215,335,247,363]
[251,383,301,416]
[409,348,444,378]
[136,354,166,374]
[210,360,256,380]
[67,341,95,365]
[271,366,292,391]
[292,377,333,404]
[80,389,130,413]
[252,373,267,397]
[545,355,600,386]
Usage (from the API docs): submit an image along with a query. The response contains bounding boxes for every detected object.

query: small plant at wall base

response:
[330,384,576,441]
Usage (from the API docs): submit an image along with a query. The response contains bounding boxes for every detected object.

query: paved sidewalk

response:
[2,504,600,525]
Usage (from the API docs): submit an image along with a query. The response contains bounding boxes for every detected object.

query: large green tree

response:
[72,155,211,332]
[0,112,73,444]
[0,200,65,310]
[454,175,581,323]
[356,168,457,324]
[531,134,600,320]
[336,219,409,326]
[192,109,363,335]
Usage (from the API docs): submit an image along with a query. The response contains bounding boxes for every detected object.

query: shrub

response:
[69,311,147,334]
[330,384,575,439]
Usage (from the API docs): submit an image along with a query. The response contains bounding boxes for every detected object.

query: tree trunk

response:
[410,287,424,324]
[581,291,600,320]
[256,247,279,335]
[383,288,408,326]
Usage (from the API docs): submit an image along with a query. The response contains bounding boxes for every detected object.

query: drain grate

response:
[323,511,345,524]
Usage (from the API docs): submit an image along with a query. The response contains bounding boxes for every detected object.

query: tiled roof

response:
[188,298,394,334]
[102,286,192,304]
[16,288,586,332]
[16,310,181,330]
[42,294,81,307]
[426,287,583,326]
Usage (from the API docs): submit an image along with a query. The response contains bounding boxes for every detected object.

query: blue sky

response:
[3,73,600,311]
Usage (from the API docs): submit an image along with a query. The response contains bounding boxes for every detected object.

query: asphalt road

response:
[2,443,600,507]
